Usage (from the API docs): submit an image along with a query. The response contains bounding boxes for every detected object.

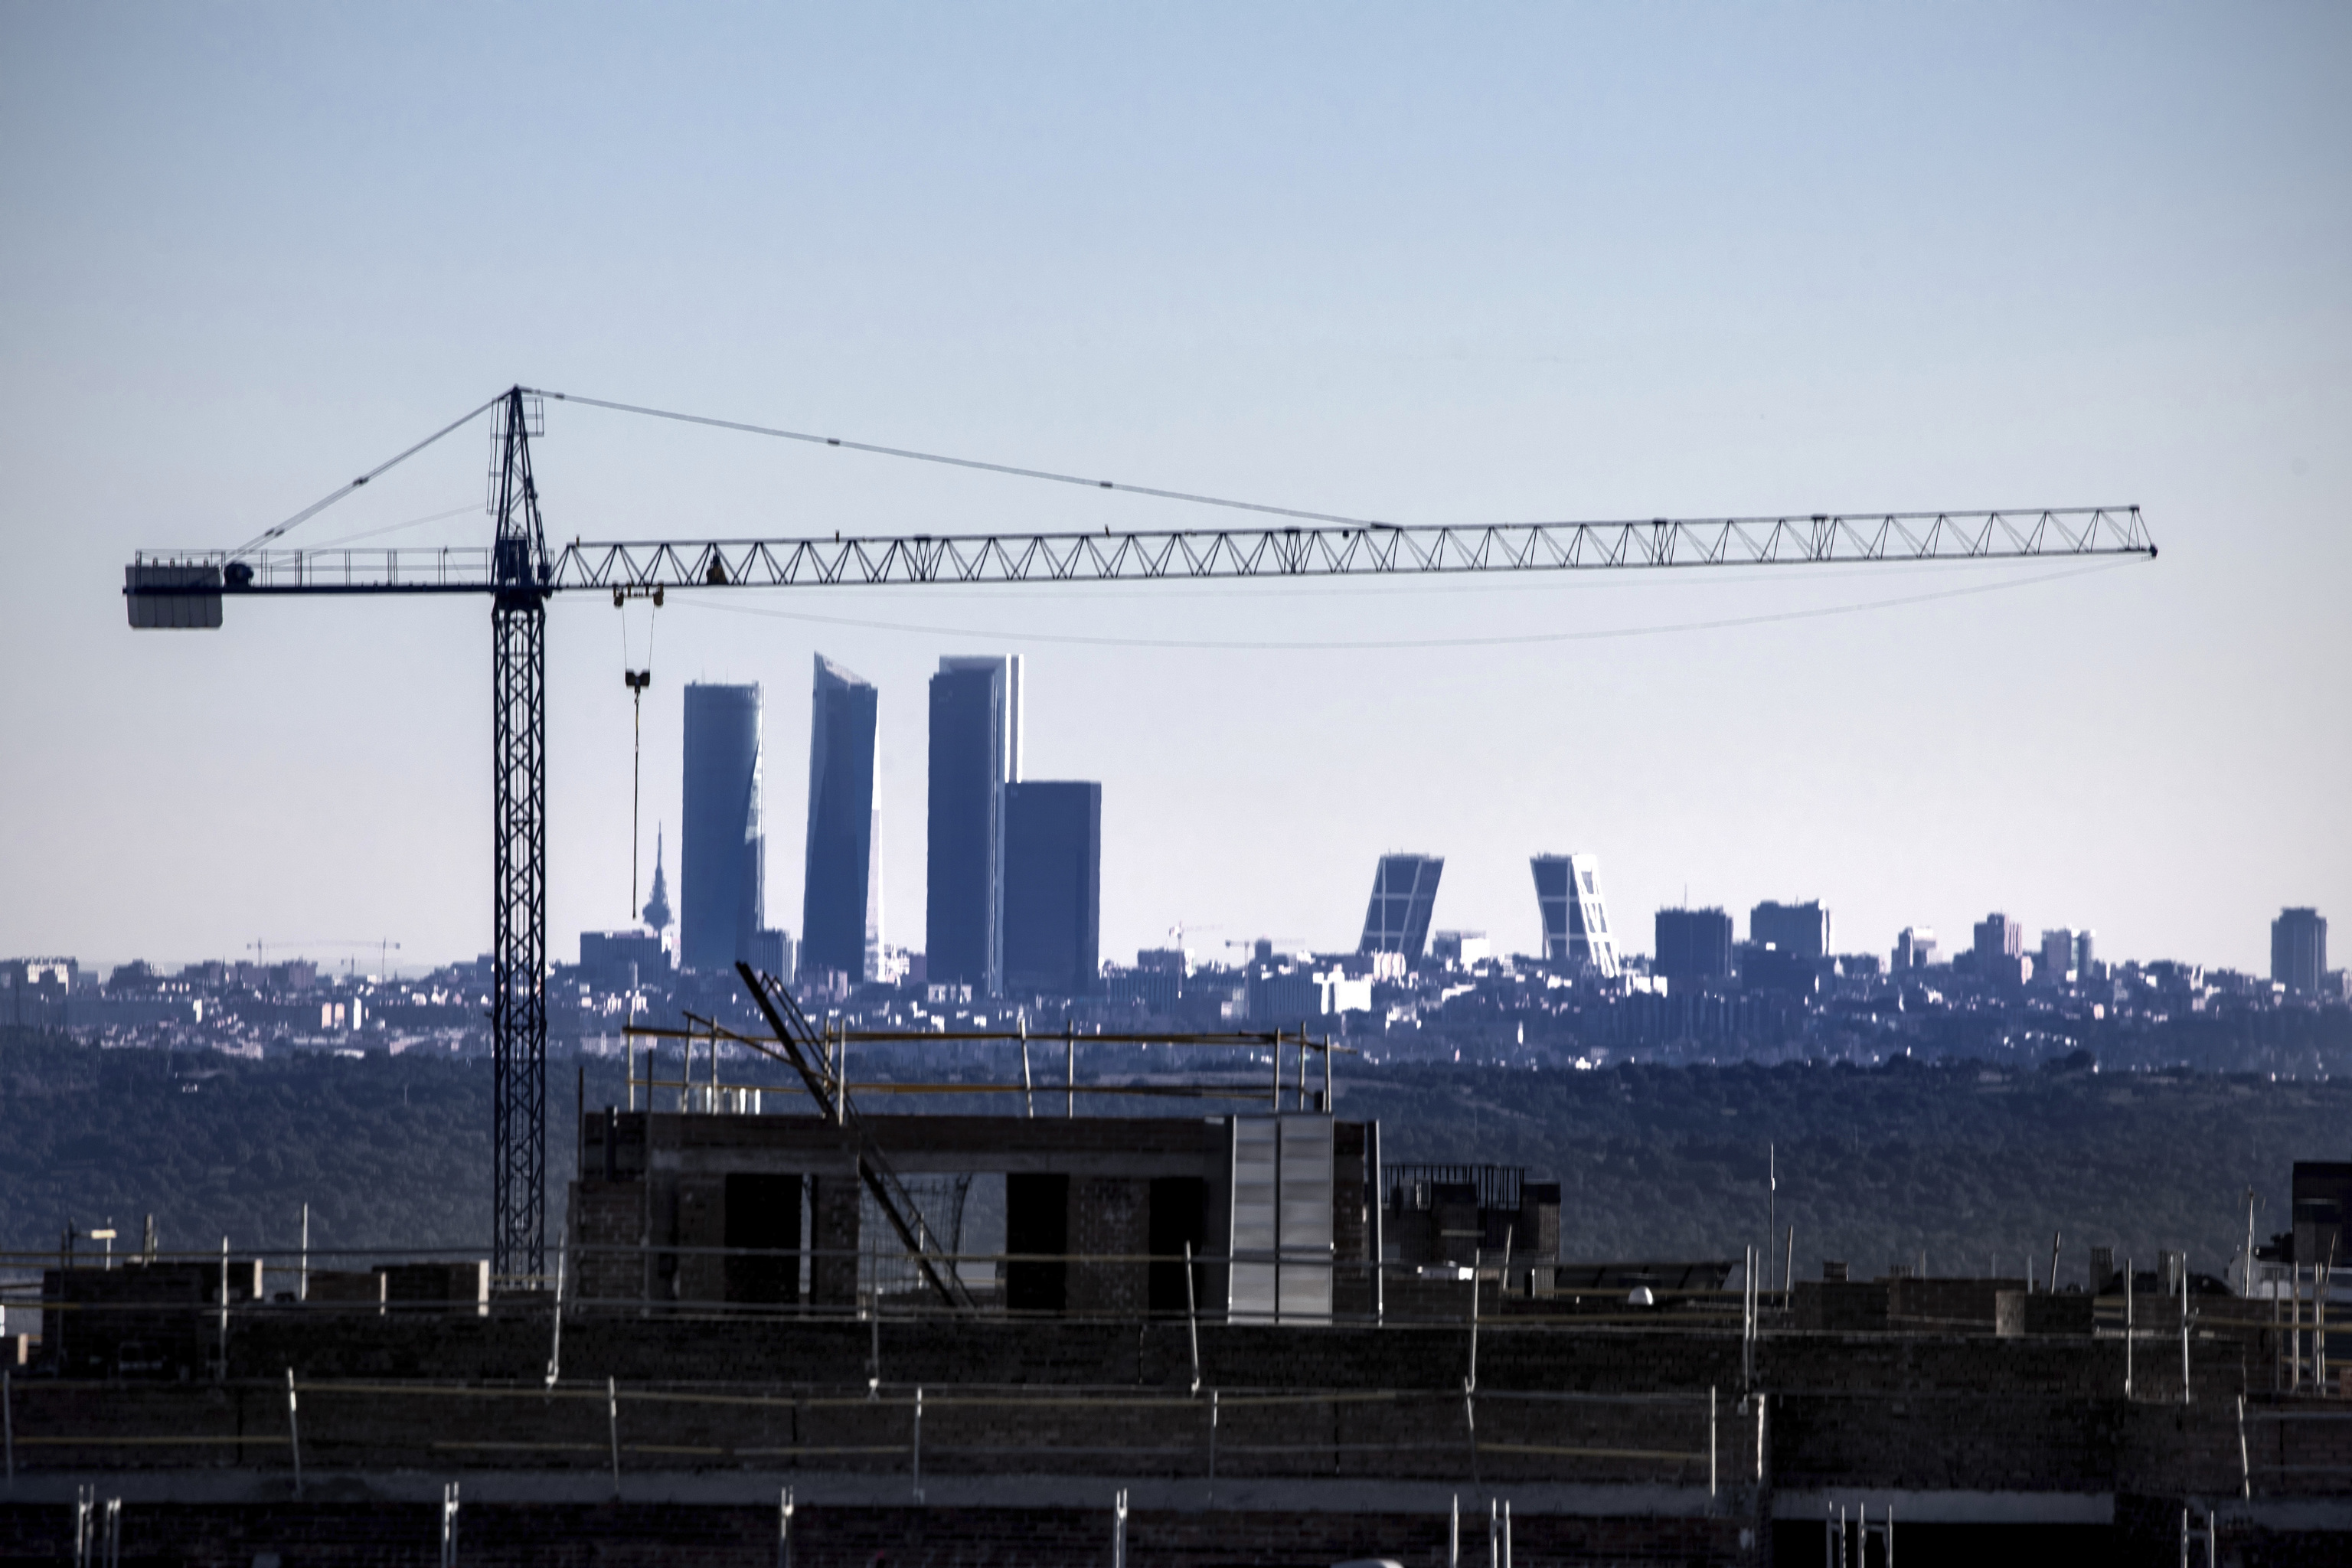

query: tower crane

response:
[122,384,2156,1283]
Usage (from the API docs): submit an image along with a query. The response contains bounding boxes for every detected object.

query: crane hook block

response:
[625,670,651,692]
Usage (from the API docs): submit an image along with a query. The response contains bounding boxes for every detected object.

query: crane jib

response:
[126,507,2153,623]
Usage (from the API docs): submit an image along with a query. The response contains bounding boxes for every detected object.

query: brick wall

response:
[1067,1176,1148,1316]
[810,1174,860,1308]
[570,1178,644,1302]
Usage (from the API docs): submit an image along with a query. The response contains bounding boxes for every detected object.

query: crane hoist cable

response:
[615,585,662,921]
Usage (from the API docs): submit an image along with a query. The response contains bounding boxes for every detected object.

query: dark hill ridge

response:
[2,1029,2341,1289]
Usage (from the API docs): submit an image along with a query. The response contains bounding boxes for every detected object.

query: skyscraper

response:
[802,655,877,985]
[1531,853,1619,976]
[1750,900,1830,961]
[2272,907,2327,995]
[1359,854,1443,962]
[1003,780,1100,996]
[1654,907,1733,988]
[1973,913,2024,962]
[1895,927,1938,970]
[680,684,763,973]
[2039,929,2076,985]
[926,655,1023,994]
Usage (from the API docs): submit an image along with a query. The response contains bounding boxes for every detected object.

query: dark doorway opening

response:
[724,1172,801,1305]
[1148,1175,1210,1315]
[1006,1172,1070,1313]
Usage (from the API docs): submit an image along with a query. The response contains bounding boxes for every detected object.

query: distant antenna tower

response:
[642,825,673,936]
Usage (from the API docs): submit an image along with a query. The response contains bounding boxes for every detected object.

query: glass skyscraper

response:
[1531,853,1620,977]
[926,655,1023,994]
[1358,854,1443,962]
[801,655,877,985]
[679,684,764,974]
[1003,780,1099,996]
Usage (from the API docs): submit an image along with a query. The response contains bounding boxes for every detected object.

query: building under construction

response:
[5,967,2348,1566]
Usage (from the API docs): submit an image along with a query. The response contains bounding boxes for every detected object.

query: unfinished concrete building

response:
[572,1107,1374,1324]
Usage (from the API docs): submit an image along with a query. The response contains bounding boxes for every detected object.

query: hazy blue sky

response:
[3,4,2345,976]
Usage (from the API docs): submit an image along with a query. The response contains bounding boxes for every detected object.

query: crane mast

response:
[488,390,551,1284]
[122,385,2156,1285]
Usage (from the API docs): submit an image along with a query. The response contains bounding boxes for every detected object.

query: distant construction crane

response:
[122,385,2155,1283]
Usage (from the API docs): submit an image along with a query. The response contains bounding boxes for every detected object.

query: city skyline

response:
[2,8,2346,976]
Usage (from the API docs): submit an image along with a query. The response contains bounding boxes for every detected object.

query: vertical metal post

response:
[2181,1274,2192,1406]
[1709,1386,1717,1499]
[1487,1498,1499,1568]
[439,1481,459,1568]
[1743,1246,1756,1390]
[2,1367,12,1489]
[1367,1118,1385,1325]
[2237,1393,2250,1499]
[1207,1388,1218,1504]
[217,1236,229,1378]
[101,1498,119,1568]
[2321,1236,2337,1389]
[1064,1023,1075,1119]
[1272,1030,1282,1109]
[777,1486,793,1568]
[1462,1380,1478,1486]
[2125,1256,2135,1399]
[545,1240,566,1390]
[74,1485,91,1568]
[1465,1258,1479,1393]
[626,1035,635,1112]
[1184,1241,1200,1396]
[1756,1392,1767,1483]
[299,1203,309,1302]
[285,1368,302,1497]
[1322,1037,1331,1111]
[1501,1499,1511,1568]
[1112,1487,1129,1568]
[606,1377,622,1500]
[2292,1265,2303,1392]
[489,384,550,1288]
[1449,1494,1459,1568]
[912,1386,923,1503]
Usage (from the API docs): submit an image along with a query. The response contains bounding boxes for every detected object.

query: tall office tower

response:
[1531,853,1620,977]
[2272,907,2328,995]
[1895,926,1939,970]
[926,656,1023,994]
[1973,913,2024,962]
[680,684,764,973]
[1359,854,1444,962]
[2073,930,2096,976]
[1654,907,1735,988]
[1750,900,1831,960]
[2039,929,2076,985]
[1002,781,1100,996]
[802,655,878,985]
